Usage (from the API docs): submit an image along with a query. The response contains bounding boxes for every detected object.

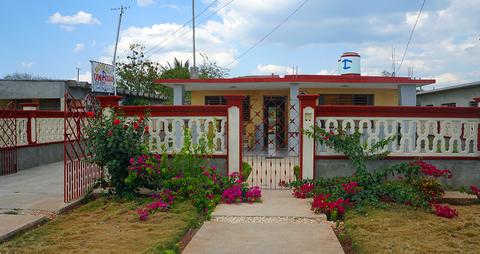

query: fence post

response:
[298,94,318,180]
[20,103,39,145]
[224,95,244,175]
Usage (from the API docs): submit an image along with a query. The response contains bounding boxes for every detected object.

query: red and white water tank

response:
[337,52,361,75]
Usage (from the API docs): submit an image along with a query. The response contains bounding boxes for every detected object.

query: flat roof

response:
[417,81,480,95]
[156,74,435,91]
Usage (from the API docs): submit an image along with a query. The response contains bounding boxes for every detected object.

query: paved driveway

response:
[0,162,69,241]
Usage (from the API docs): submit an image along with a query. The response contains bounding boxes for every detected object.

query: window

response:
[204,96,251,121]
[318,94,374,105]
[39,99,61,110]
[441,103,456,107]
[469,101,478,107]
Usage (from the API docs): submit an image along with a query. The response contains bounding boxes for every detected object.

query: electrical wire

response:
[397,0,426,74]
[145,0,235,59]
[143,0,219,55]
[226,0,310,67]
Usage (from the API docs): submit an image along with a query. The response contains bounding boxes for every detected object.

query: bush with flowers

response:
[84,110,149,196]
[287,126,459,221]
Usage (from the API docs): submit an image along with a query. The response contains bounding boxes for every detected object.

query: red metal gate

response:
[0,102,17,176]
[64,93,102,202]
[243,96,300,189]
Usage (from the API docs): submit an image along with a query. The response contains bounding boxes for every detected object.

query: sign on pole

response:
[90,60,115,93]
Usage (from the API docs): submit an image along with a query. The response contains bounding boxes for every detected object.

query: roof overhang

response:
[156,74,436,91]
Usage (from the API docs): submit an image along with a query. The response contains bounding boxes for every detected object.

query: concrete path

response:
[0,162,72,241]
[183,190,344,254]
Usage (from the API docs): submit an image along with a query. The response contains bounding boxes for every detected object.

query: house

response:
[156,52,435,159]
[417,81,480,107]
[0,79,166,110]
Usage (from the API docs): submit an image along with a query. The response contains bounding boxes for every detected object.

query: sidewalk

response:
[0,162,75,241]
[183,190,344,254]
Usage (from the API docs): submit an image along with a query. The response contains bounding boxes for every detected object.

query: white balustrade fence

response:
[142,116,227,155]
[315,117,480,157]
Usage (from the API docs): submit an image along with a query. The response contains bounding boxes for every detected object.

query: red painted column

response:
[298,94,319,180]
[224,95,245,175]
[96,96,122,108]
[20,103,39,145]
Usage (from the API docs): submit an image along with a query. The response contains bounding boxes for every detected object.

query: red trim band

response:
[116,105,229,117]
[156,75,435,85]
[315,105,480,118]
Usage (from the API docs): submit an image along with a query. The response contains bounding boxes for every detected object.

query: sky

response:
[0,0,479,89]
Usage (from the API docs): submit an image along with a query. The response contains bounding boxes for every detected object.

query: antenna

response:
[76,67,80,82]
[111,5,129,95]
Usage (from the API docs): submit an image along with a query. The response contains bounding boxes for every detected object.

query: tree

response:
[159,58,190,79]
[115,44,164,95]
[3,72,50,80]
[197,53,229,79]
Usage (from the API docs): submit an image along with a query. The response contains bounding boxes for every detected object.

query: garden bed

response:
[0,196,201,254]
[336,203,480,253]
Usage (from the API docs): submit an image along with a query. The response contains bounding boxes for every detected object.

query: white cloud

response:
[137,0,156,7]
[163,4,179,9]
[21,62,35,68]
[254,64,294,75]
[73,43,85,53]
[316,69,337,75]
[48,11,100,26]
[91,40,97,46]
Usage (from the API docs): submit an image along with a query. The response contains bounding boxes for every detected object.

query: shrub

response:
[293,165,301,181]
[245,186,262,203]
[292,183,314,199]
[241,161,252,181]
[470,185,480,200]
[311,193,350,221]
[84,111,148,196]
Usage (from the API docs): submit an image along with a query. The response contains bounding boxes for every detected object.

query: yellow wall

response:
[191,88,399,149]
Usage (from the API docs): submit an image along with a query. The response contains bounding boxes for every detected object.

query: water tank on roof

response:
[338,52,361,75]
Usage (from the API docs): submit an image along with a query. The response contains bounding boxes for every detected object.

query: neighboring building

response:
[417,81,480,107]
[0,80,167,110]
[156,52,435,155]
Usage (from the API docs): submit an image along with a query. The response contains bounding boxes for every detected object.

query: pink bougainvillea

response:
[411,161,452,178]
[341,181,361,195]
[311,193,350,219]
[245,186,262,203]
[292,183,314,199]
[470,185,480,199]
[221,185,243,204]
[136,189,175,221]
[432,203,458,219]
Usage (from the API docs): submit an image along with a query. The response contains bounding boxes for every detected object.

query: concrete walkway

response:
[0,162,72,241]
[183,190,344,254]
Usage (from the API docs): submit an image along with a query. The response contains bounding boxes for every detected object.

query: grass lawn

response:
[0,196,200,254]
[340,204,480,254]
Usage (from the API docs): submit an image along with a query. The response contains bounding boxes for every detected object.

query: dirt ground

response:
[341,203,480,254]
[0,197,199,254]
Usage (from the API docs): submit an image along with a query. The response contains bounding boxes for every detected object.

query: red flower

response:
[139,115,144,123]
[86,111,95,118]
[133,122,139,130]
[107,130,113,137]
[144,126,149,133]
[113,119,121,125]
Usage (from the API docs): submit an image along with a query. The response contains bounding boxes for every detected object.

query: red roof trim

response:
[156,75,435,85]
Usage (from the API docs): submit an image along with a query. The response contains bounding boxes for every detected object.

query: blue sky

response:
[1,0,479,88]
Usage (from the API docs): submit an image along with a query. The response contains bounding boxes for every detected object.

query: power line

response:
[144,0,218,55]
[397,0,426,74]
[145,0,235,59]
[226,0,309,68]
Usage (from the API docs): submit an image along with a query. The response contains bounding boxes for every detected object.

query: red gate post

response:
[224,95,245,176]
[298,94,319,180]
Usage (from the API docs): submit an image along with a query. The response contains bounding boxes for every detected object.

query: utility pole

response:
[111,5,129,95]
[190,0,198,78]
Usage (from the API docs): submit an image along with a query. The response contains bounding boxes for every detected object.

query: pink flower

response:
[432,204,458,218]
